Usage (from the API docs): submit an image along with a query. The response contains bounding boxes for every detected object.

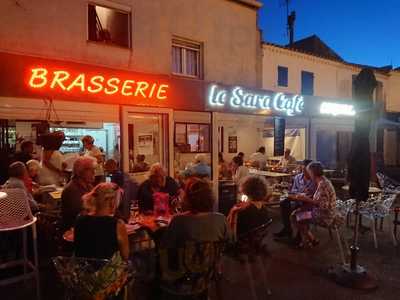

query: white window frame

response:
[172,39,202,79]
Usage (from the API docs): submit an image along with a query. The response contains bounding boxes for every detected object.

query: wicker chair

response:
[0,188,40,300]
[53,255,132,300]
[158,241,224,300]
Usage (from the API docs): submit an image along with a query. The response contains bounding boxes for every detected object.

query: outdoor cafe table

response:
[62,214,172,245]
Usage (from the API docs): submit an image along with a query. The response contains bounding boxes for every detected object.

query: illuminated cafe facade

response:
[0,51,356,184]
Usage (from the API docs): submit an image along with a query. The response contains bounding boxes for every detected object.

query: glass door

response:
[121,107,172,180]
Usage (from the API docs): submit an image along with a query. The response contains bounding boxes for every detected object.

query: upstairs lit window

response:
[277,66,288,87]
[88,4,131,48]
[172,39,202,78]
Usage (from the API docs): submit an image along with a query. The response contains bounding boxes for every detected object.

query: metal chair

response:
[158,241,224,300]
[359,193,398,248]
[233,219,273,300]
[53,255,132,300]
[0,188,40,300]
[393,207,400,246]
[376,172,400,194]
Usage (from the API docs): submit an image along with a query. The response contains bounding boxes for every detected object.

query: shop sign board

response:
[0,52,205,111]
[207,84,304,116]
[319,102,356,117]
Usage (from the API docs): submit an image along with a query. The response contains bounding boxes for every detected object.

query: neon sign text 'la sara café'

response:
[28,67,169,100]
[208,84,304,116]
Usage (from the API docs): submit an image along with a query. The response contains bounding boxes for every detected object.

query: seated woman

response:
[291,161,339,248]
[230,175,271,238]
[163,177,229,248]
[74,182,129,260]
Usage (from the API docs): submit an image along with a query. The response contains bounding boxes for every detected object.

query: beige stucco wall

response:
[262,44,390,102]
[387,72,400,112]
[0,0,261,88]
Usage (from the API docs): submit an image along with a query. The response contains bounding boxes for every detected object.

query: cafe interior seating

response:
[0,188,41,300]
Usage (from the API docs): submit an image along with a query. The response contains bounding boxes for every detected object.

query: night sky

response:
[258,0,399,68]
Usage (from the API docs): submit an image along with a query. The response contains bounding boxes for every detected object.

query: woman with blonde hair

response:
[74,182,129,260]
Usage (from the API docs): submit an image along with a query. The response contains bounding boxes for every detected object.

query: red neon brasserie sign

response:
[0,52,205,110]
[27,67,169,101]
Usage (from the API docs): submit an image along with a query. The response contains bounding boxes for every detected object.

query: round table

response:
[0,191,7,200]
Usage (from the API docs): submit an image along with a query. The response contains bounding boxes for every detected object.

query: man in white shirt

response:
[277,148,297,168]
[249,146,267,169]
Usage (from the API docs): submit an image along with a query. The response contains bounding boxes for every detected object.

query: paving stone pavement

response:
[2,206,400,300]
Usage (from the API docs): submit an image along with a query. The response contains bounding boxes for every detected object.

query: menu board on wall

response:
[274,117,286,156]
[228,136,237,153]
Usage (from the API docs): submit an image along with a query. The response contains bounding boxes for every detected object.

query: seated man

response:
[132,154,150,173]
[61,157,96,230]
[2,161,38,212]
[137,163,180,213]
[277,148,297,168]
[274,159,316,240]
[181,154,211,178]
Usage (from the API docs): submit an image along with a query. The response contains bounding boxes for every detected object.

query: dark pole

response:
[329,68,378,290]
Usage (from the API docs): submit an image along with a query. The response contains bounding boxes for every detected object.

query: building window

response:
[175,123,210,153]
[88,3,131,48]
[301,71,314,95]
[375,81,384,103]
[277,66,288,87]
[172,39,202,78]
[352,74,357,97]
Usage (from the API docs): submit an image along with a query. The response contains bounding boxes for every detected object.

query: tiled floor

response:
[3,207,400,300]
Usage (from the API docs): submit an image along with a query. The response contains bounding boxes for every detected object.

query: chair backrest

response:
[52,254,129,300]
[236,219,273,255]
[380,193,398,213]
[0,188,33,230]
[336,199,355,218]
[158,241,224,296]
[376,172,400,193]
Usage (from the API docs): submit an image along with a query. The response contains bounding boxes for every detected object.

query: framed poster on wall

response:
[138,134,154,155]
[228,136,237,153]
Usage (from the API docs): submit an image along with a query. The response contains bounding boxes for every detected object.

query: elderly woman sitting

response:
[228,175,270,238]
[74,182,129,260]
[291,161,340,248]
[163,177,228,248]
